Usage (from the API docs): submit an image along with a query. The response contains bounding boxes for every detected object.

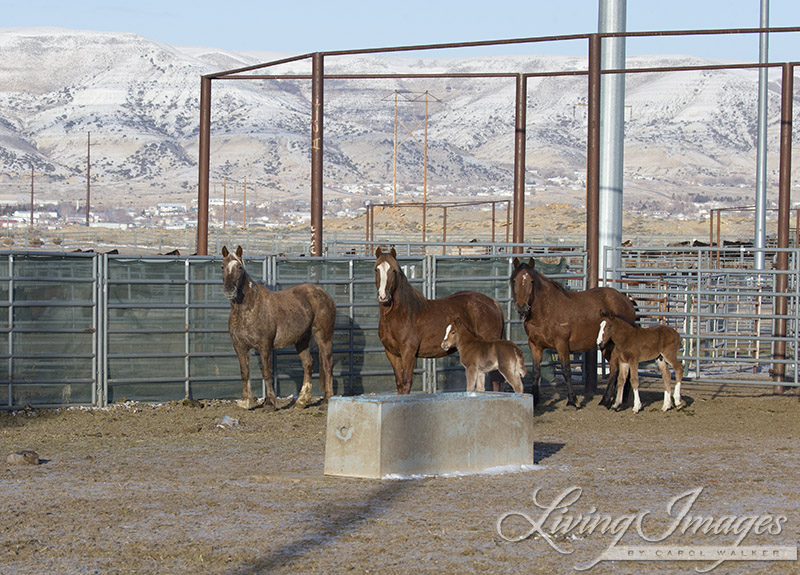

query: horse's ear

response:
[236,245,243,259]
[528,257,536,269]
[390,247,397,259]
[222,246,229,257]
[512,257,520,268]
[375,247,383,258]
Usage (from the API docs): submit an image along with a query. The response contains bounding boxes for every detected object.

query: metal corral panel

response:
[324,391,533,479]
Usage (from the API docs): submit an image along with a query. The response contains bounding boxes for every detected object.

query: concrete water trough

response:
[324,391,534,479]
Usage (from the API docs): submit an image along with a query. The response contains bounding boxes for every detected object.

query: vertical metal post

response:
[586,34,601,289]
[311,52,324,257]
[772,62,793,391]
[197,75,212,256]
[585,33,602,397]
[512,74,527,251]
[598,0,626,285]
[754,0,770,270]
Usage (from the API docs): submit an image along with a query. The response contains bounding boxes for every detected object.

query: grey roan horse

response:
[221,246,336,409]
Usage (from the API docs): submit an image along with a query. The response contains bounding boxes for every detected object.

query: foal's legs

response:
[612,362,629,411]
[656,357,673,411]
[499,366,524,394]
[465,366,481,392]
[662,351,685,409]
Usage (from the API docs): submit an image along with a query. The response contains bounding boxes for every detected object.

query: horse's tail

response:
[494,299,506,339]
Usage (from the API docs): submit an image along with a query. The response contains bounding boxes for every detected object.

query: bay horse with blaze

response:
[375,247,504,394]
[222,245,336,409]
[510,257,636,407]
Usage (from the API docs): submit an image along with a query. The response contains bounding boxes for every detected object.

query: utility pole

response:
[86,132,92,226]
[23,165,42,227]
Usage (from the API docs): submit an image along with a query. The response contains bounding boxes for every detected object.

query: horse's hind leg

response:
[528,343,542,405]
[294,338,314,409]
[500,366,524,394]
[316,336,334,404]
[663,351,685,409]
[656,357,673,411]
[612,363,629,410]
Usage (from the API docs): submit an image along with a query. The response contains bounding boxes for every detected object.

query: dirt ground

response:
[2,381,799,575]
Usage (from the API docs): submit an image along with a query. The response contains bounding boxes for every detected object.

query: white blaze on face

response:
[443,323,453,343]
[226,259,239,275]
[377,261,390,301]
[597,320,607,346]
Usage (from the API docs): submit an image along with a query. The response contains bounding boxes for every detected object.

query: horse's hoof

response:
[675,400,686,410]
[294,400,307,410]
[236,398,259,410]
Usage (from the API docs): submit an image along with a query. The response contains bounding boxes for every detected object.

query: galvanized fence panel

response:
[0,252,99,408]
[606,246,800,387]
[7,244,795,409]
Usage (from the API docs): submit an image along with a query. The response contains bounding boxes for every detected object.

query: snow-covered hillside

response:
[0,27,795,216]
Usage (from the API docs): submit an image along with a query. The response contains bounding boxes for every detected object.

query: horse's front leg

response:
[528,342,542,406]
[556,343,577,407]
[234,343,259,410]
[386,350,415,394]
[258,346,278,409]
[294,338,314,409]
[613,363,630,411]
[599,345,618,407]
[465,366,480,392]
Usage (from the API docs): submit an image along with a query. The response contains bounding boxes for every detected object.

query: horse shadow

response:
[227,480,410,575]
[534,442,565,464]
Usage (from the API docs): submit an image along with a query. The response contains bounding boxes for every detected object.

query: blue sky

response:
[4,0,799,62]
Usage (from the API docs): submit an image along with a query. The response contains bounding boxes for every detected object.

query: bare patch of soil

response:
[2,383,799,575]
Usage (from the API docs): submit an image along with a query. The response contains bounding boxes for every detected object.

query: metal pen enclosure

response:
[1,247,797,410]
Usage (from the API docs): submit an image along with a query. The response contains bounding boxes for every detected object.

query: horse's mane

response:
[511,262,569,296]
[383,256,429,318]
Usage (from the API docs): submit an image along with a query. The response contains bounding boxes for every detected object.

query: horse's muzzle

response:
[515,303,531,319]
[441,342,450,352]
[377,294,392,305]
[222,286,237,300]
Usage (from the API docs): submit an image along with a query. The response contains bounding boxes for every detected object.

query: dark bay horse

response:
[222,245,336,409]
[375,247,504,394]
[510,257,636,407]
[441,316,526,393]
[597,312,684,413]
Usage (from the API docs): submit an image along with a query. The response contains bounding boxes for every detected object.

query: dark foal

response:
[597,312,684,413]
[222,245,336,409]
[441,317,526,393]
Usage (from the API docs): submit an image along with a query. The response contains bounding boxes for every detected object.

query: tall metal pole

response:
[586,34,601,291]
[86,132,91,227]
[772,62,793,391]
[393,91,398,204]
[598,0,626,285]
[197,75,212,256]
[754,0,770,270]
[585,33,602,397]
[310,52,324,257]
[424,91,428,204]
[512,73,527,251]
